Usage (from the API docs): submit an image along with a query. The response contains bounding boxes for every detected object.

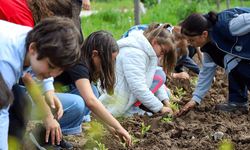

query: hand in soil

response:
[107,125,131,147]
[179,100,197,116]
[43,115,62,145]
[159,106,173,114]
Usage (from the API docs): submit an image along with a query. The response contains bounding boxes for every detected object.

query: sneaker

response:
[59,139,73,149]
[216,101,249,112]
[29,123,73,150]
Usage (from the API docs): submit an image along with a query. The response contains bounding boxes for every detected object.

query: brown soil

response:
[21,55,250,150]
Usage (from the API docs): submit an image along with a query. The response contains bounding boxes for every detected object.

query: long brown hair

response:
[81,30,119,95]
[27,0,72,25]
[143,23,177,78]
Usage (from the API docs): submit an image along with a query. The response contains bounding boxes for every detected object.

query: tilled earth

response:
[22,55,250,150]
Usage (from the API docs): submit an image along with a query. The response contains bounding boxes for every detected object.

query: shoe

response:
[29,123,73,150]
[59,139,73,149]
[216,101,249,112]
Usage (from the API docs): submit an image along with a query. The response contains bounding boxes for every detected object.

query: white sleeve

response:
[29,70,55,94]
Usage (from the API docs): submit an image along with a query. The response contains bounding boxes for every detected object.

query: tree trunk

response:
[241,0,243,7]
[227,0,230,8]
[217,0,220,11]
[134,0,141,25]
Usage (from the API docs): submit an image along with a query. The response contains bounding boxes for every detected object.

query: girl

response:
[50,30,131,146]
[99,23,176,118]
[122,23,201,80]
[180,7,250,115]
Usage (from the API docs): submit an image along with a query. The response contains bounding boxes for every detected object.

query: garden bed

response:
[22,55,250,149]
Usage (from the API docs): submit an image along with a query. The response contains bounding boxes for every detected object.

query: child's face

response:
[153,41,170,57]
[30,53,63,80]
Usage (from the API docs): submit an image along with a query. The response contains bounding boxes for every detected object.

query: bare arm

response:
[195,47,203,62]
[22,73,62,145]
[75,78,131,146]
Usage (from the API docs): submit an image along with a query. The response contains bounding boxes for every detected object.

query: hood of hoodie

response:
[117,30,157,58]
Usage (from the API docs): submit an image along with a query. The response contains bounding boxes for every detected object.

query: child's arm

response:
[22,73,62,145]
[75,78,131,146]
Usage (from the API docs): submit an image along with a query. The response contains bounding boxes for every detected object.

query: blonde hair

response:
[143,23,177,78]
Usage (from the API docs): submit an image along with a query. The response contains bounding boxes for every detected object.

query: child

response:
[0,16,81,149]
[121,23,201,80]
[99,23,177,118]
[179,7,250,115]
[0,0,76,147]
[27,30,131,147]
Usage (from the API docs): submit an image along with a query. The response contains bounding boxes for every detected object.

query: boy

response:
[0,16,81,149]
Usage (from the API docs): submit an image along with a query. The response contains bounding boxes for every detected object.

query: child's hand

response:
[82,0,91,10]
[159,106,173,114]
[45,90,63,120]
[172,72,189,80]
[107,125,131,147]
[42,114,62,145]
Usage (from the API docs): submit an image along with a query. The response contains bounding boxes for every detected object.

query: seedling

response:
[190,77,198,90]
[170,86,186,101]
[141,123,151,135]
[161,113,172,123]
[169,101,179,111]
[121,135,140,147]
[91,137,108,150]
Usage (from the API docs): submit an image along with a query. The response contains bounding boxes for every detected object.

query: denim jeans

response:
[29,84,99,135]
[228,60,250,103]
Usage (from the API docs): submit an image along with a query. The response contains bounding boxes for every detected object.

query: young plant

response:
[131,135,140,146]
[91,137,108,150]
[141,122,151,135]
[190,77,198,90]
[171,86,186,101]
[169,101,179,111]
[161,113,172,123]
[121,135,140,147]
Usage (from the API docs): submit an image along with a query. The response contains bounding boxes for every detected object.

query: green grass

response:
[82,0,250,40]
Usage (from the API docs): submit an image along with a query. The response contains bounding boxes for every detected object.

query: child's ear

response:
[29,42,37,55]
[92,50,99,58]
[151,39,158,47]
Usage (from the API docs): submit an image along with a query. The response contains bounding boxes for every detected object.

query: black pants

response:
[8,84,31,147]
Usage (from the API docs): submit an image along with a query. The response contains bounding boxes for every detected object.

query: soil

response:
[21,55,250,150]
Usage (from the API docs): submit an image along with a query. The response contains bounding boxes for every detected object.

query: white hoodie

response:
[99,31,169,117]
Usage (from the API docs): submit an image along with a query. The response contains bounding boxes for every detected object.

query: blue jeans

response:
[29,84,99,135]
[228,60,250,103]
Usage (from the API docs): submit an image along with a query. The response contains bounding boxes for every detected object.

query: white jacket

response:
[99,31,169,117]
